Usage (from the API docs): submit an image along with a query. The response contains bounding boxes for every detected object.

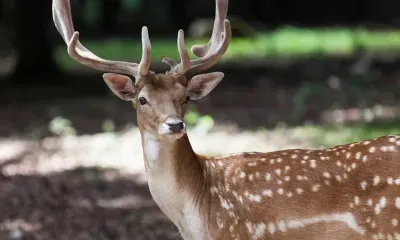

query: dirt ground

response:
[1,62,400,239]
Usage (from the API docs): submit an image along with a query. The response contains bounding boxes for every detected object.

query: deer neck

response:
[139,129,210,237]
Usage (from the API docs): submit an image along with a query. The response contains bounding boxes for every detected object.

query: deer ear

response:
[186,72,224,100]
[103,73,137,101]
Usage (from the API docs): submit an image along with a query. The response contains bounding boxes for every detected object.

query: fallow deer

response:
[52,0,400,239]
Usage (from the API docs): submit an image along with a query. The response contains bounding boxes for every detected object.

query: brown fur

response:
[200,135,400,239]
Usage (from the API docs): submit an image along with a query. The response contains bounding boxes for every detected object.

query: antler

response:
[166,0,232,78]
[52,0,151,78]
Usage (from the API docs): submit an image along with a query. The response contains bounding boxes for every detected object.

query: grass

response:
[290,120,400,148]
[54,26,400,70]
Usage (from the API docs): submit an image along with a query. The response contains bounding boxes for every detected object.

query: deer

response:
[52,0,400,239]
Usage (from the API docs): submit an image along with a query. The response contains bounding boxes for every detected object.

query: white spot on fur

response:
[362,156,368,162]
[284,212,366,235]
[360,181,368,190]
[270,159,275,164]
[354,196,360,205]
[335,175,342,182]
[296,188,304,194]
[374,197,387,215]
[278,221,287,232]
[249,174,254,181]
[267,222,276,234]
[323,172,331,178]
[388,177,394,185]
[351,163,356,169]
[395,178,400,185]
[262,189,273,197]
[388,145,396,152]
[396,197,400,209]
[265,173,271,181]
[296,175,304,181]
[369,147,376,153]
[392,218,399,227]
[310,160,317,168]
[373,175,380,186]
[246,222,266,240]
[248,194,262,202]
[312,184,321,192]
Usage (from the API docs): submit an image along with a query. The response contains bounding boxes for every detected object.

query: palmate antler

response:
[52,0,231,81]
[164,0,232,78]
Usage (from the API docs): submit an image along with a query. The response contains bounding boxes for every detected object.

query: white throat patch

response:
[143,131,160,168]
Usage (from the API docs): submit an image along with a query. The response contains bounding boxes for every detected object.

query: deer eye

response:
[139,97,147,105]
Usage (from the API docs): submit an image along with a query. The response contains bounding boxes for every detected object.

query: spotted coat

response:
[201,135,400,240]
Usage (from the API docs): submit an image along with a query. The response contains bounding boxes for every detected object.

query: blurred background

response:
[1,0,400,239]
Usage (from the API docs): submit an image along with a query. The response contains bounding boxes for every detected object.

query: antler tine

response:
[170,0,231,77]
[191,0,229,58]
[185,19,231,76]
[67,32,139,76]
[177,30,190,73]
[138,27,152,76]
[52,0,151,78]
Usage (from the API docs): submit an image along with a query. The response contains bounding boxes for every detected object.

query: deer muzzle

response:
[159,115,186,137]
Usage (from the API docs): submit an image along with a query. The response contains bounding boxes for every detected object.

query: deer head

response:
[52,0,231,140]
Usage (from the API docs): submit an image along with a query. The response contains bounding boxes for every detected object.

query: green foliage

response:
[291,121,400,148]
[55,27,400,70]
[102,119,116,132]
[48,116,76,136]
[184,105,215,133]
[122,0,142,10]
[83,0,101,27]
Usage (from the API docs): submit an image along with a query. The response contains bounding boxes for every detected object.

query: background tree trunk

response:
[11,0,59,83]
[101,0,121,35]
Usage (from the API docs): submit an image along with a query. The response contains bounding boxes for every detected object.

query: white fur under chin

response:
[143,131,160,169]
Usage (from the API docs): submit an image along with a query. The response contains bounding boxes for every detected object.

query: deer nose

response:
[167,121,185,133]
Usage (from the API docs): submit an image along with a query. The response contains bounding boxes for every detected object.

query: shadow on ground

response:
[0,166,179,240]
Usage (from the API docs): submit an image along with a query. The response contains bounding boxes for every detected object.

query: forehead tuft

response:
[140,72,186,99]
[152,72,186,89]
